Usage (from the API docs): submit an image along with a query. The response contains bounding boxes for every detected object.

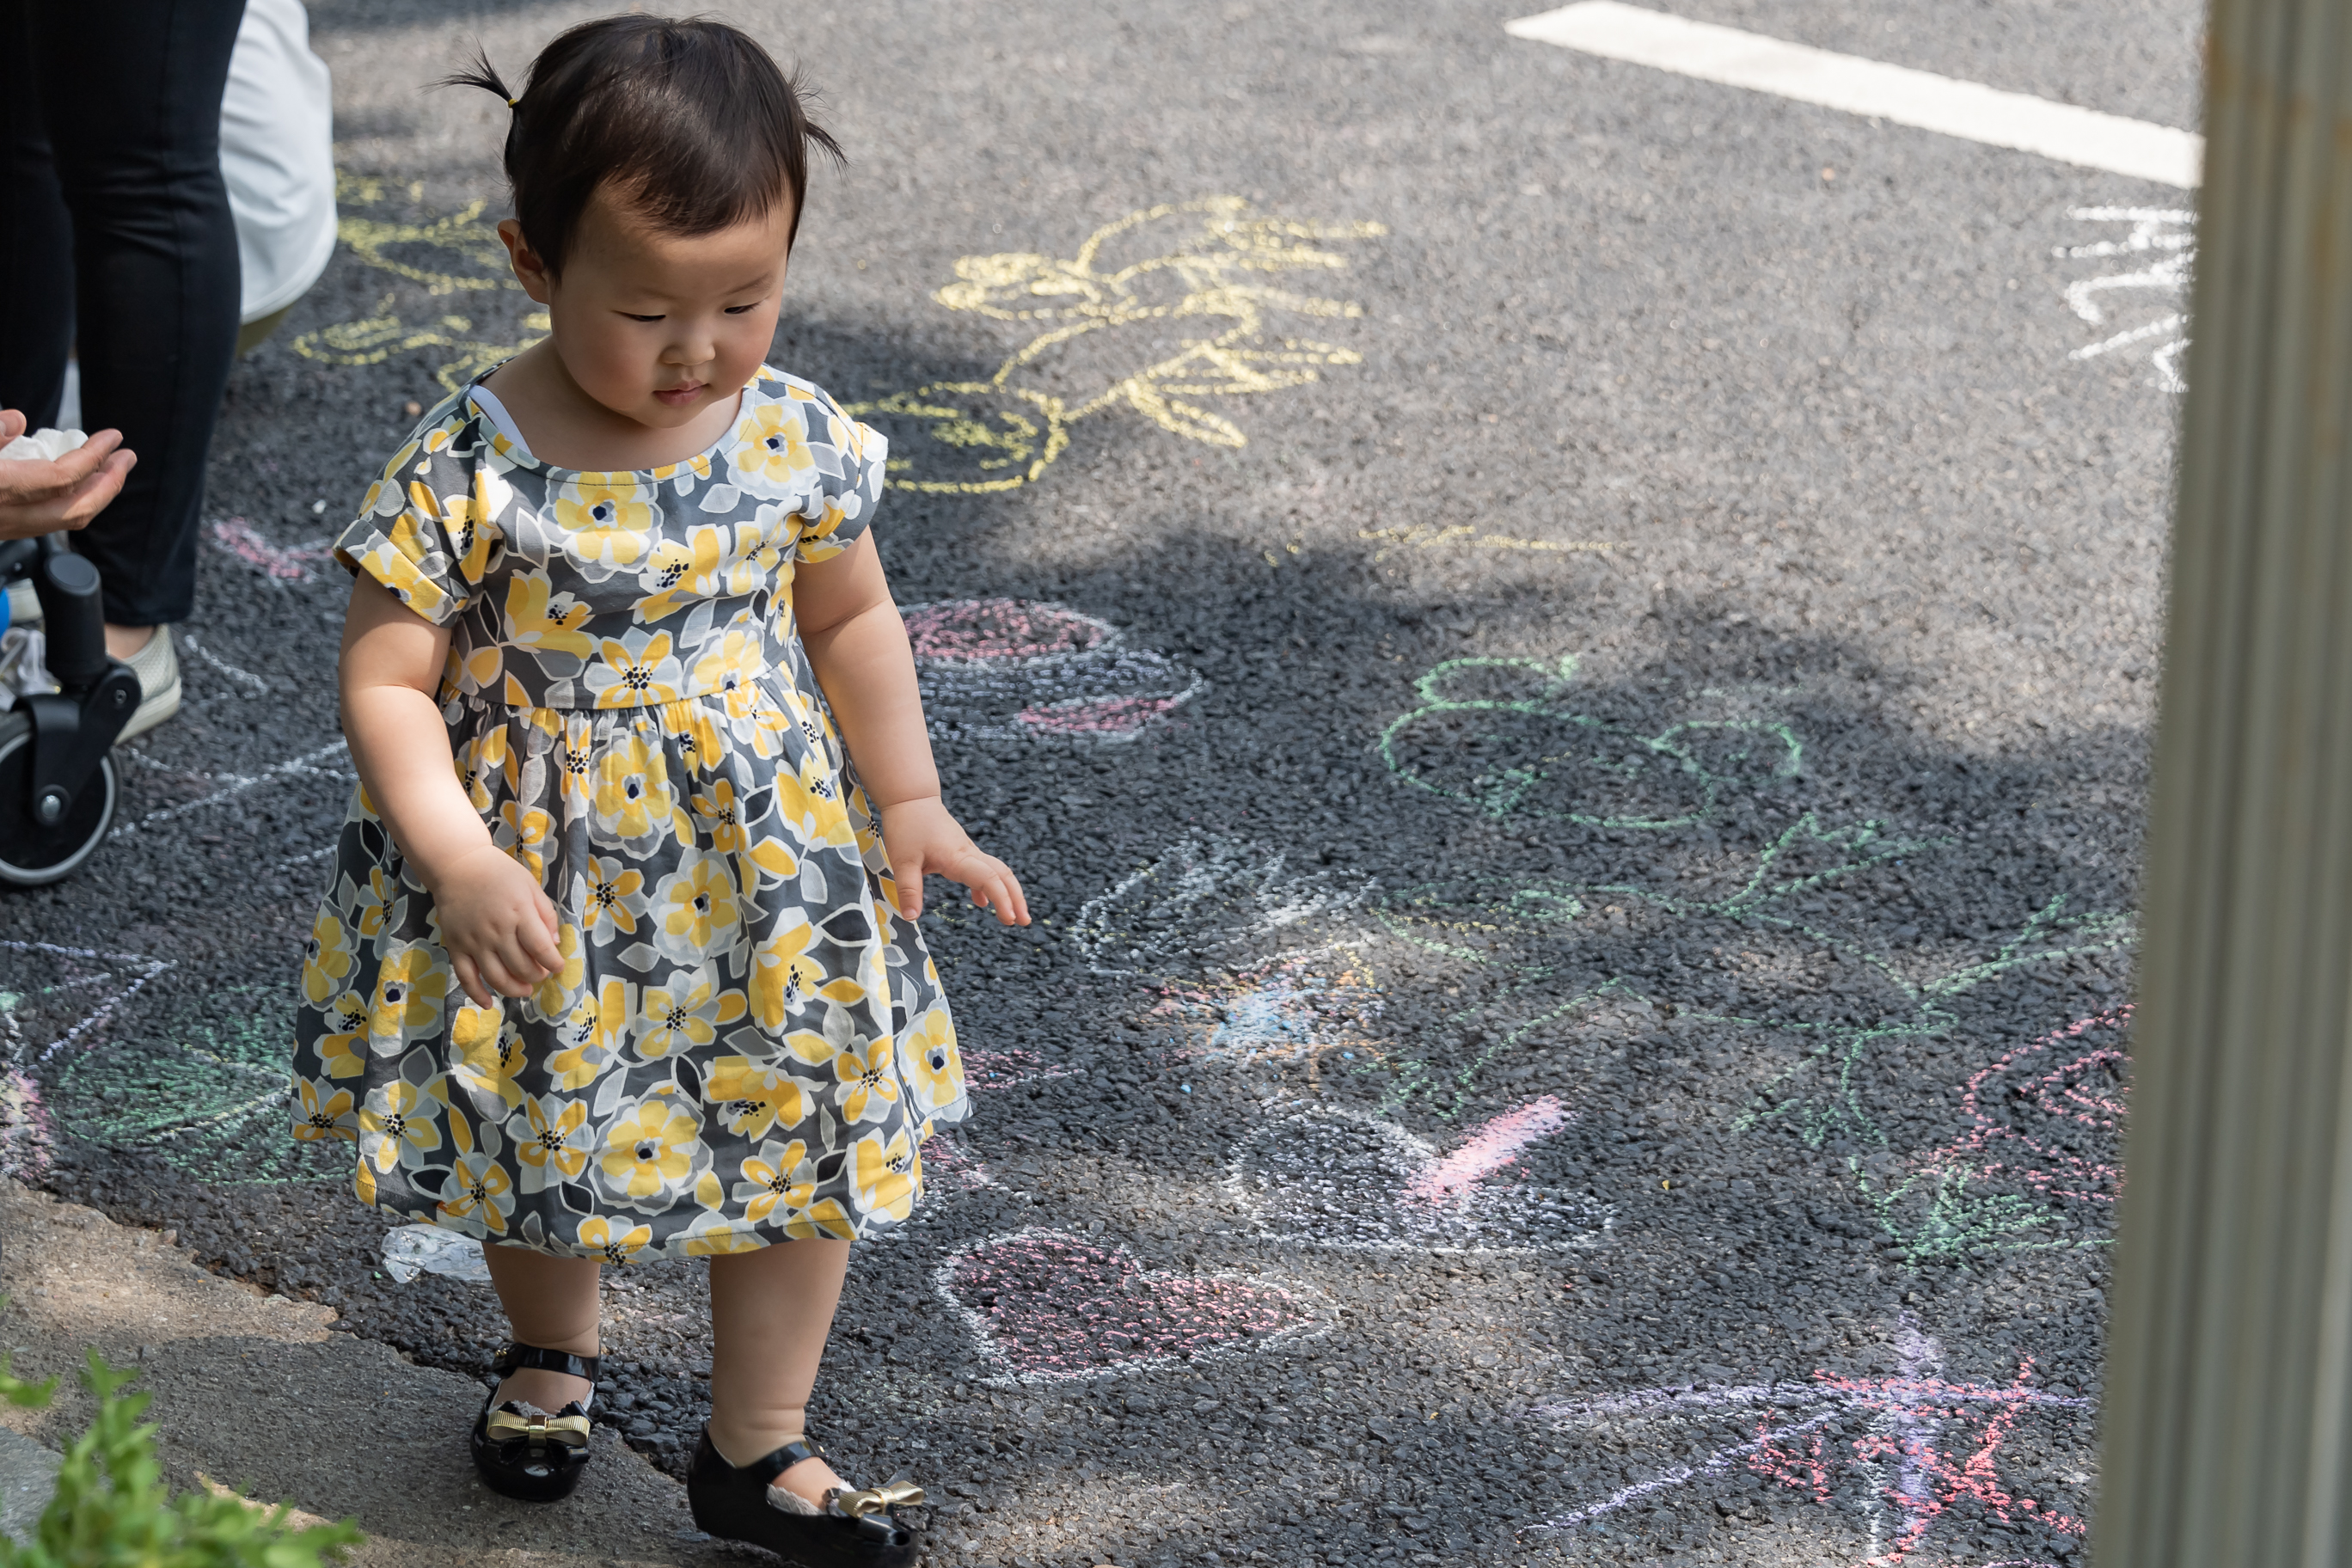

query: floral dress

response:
[287,366,967,1261]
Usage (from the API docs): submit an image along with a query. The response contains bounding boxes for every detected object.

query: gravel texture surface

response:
[3,1,2199,1564]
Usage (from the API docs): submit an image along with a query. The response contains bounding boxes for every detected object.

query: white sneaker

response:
[115,625,181,742]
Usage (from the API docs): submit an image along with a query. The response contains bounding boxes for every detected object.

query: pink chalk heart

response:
[934,1228,1319,1383]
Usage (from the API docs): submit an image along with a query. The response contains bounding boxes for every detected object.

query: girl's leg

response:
[707,1237,854,1505]
[482,1243,602,1411]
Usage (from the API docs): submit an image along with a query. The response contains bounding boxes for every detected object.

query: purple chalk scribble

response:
[902,598,1204,744]
[1921,1006,2129,1209]
[209,518,334,583]
[934,1227,1321,1385]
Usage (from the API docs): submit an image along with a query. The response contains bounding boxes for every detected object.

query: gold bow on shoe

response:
[829,1476,926,1518]
[485,1409,593,1450]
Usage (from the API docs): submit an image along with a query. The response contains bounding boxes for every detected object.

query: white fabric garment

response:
[465,383,534,456]
[219,0,337,323]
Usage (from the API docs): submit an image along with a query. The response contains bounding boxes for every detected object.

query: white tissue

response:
[0,427,89,462]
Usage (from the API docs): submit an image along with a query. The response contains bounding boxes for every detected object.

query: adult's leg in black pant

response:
[35,0,247,629]
[0,0,77,433]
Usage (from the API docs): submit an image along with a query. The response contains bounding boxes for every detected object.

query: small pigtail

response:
[436,43,521,111]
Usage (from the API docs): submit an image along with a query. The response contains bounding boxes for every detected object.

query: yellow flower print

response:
[732,400,812,491]
[787,1197,858,1241]
[453,726,511,812]
[705,1056,811,1140]
[528,923,586,1020]
[495,800,555,884]
[775,753,854,848]
[738,835,799,895]
[689,628,763,702]
[505,569,595,659]
[548,977,628,1089]
[638,525,738,623]
[358,1078,444,1173]
[631,969,746,1061]
[581,855,647,942]
[851,1128,918,1223]
[689,778,750,857]
[314,993,370,1080]
[585,629,685,709]
[591,732,675,842]
[439,1150,516,1234]
[834,1033,903,1125]
[652,853,740,962]
[352,865,407,940]
[681,1220,769,1257]
[555,715,597,815]
[576,1215,653,1265]
[449,1004,527,1111]
[367,943,450,1052]
[553,472,657,570]
[597,1094,706,1202]
[509,1093,593,1191]
[902,1008,964,1112]
[673,703,724,778]
[750,921,825,1030]
[732,1137,812,1222]
[300,911,355,1006]
[291,1079,356,1142]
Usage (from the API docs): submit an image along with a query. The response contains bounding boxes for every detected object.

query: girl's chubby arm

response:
[794,533,1030,926]
[339,575,564,1007]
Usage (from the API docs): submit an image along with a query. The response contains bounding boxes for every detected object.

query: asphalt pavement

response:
[2,1,2200,1564]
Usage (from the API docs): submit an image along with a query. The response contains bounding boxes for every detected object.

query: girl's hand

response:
[877,795,1030,926]
[428,844,566,1007]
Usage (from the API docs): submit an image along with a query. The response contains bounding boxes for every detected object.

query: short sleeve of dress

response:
[793,389,889,566]
[333,410,494,625]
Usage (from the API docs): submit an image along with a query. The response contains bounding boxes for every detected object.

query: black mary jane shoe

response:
[469,1342,601,1503]
[687,1427,923,1568]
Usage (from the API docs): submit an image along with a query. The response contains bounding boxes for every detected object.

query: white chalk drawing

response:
[0,941,175,1179]
[933,1226,1326,1385]
[175,631,271,697]
[1228,1100,1611,1254]
[2057,206,2191,392]
[1071,837,1375,978]
[382,1222,493,1284]
[115,740,352,836]
[1533,1318,2091,1565]
[1152,946,1384,1070]
[903,599,1204,744]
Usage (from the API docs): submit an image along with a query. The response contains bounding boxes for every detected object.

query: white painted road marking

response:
[1505,2,2202,187]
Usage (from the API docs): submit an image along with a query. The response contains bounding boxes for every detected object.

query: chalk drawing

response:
[933,1226,1324,1385]
[1070,837,1375,978]
[847,196,1382,493]
[175,631,271,696]
[1150,947,1384,1071]
[903,599,1204,744]
[115,740,353,836]
[1228,1099,1611,1253]
[49,985,341,1185]
[1534,1318,2091,1565]
[2057,205,2192,392]
[208,518,336,585]
[0,941,173,1179]
[381,1222,493,1284]
[1359,526,1620,563]
[290,173,549,395]
[1373,814,2132,1137]
[1863,1007,2128,1265]
[1380,656,1802,829]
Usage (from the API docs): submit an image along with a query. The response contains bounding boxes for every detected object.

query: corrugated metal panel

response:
[2098,0,2352,1560]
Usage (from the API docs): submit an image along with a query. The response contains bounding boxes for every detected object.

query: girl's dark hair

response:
[440,15,842,275]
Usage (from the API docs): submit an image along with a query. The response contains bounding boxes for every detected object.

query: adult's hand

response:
[0,408,137,540]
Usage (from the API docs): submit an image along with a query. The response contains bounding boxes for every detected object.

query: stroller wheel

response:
[0,710,118,887]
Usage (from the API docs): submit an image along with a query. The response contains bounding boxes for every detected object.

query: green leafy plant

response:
[0,1347,359,1566]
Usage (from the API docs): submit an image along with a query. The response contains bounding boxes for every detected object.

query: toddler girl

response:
[287,17,1026,1565]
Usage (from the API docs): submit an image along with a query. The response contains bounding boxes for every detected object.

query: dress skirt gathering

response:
[287,366,968,1260]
